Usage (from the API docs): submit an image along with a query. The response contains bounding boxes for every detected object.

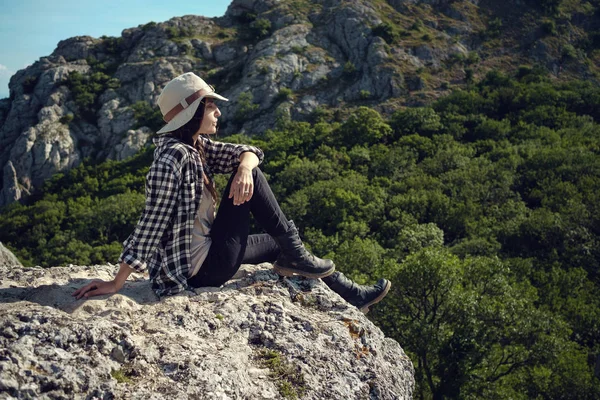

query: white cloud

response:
[0,64,14,99]
[0,64,14,78]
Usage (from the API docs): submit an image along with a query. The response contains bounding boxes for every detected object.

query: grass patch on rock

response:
[257,348,307,399]
[111,368,133,384]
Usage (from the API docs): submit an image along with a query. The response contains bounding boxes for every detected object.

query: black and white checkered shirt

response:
[118,135,264,297]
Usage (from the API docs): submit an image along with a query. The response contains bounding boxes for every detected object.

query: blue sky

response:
[0,0,232,99]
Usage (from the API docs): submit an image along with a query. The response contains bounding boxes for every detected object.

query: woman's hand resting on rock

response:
[72,262,133,299]
[72,279,121,299]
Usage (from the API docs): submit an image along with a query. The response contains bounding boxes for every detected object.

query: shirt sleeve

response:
[118,159,182,272]
[201,136,264,174]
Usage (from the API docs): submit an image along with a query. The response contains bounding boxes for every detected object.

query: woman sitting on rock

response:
[73,72,390,313]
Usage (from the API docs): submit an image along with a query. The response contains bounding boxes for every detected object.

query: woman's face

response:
[197,98,221,135]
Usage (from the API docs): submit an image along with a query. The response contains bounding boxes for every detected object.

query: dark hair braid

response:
[167,99,219,202]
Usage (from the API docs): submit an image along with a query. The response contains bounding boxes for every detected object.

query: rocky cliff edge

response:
[0,263,414,399]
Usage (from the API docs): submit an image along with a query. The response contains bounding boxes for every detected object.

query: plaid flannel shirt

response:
[118,135,264,297]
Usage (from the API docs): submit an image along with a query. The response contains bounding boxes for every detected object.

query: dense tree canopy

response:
[1,69,599,398]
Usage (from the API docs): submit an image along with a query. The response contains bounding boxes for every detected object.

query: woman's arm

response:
[73,157,183,299]
[229,152,259,205]
[118,159,182,271]
[239,151,260,170]
[201,136,264,174]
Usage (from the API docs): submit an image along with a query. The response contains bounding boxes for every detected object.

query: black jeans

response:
[187,168,288,288]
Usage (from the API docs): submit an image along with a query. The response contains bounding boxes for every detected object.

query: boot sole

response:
[360,280,392,314]
[273,263,336,279]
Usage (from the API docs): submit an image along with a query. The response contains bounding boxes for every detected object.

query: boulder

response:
[0,243,22,268]
[0,263,415,399]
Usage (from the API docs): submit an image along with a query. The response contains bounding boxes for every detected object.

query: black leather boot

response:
[323,272,391,314]
[273,221,335,279]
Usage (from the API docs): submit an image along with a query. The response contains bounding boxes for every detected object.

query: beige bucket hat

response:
[156,72,229,134]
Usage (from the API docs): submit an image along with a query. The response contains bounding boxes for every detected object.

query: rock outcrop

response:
[0,263,415,399]
[1,0,597,206]
[0,243,22,268]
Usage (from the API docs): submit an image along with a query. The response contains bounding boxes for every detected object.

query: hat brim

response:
[156,93,229,134]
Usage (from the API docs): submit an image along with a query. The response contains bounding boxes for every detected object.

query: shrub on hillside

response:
[131,101,164,132]
[65,71,121,123]
[235,92,259,122]
[250,18,272,40]
[372,22,398,44]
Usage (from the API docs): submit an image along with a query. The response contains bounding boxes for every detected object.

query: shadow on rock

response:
[0,278,159,314]
[0,264,321,315]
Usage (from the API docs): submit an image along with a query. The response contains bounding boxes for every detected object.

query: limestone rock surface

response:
[0,243,22,268]
[0,263,415,399]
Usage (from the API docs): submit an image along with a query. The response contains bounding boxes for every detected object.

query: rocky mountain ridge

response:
[0,262,414,399]
[1,0,598,206]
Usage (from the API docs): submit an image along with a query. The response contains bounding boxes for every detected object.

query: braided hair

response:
[166,99,219,202]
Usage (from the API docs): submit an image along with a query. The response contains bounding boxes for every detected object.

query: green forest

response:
[1,67,599,398]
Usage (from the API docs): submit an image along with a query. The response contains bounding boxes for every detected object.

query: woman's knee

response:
[251,167,264,180]
[252,167,272,190]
